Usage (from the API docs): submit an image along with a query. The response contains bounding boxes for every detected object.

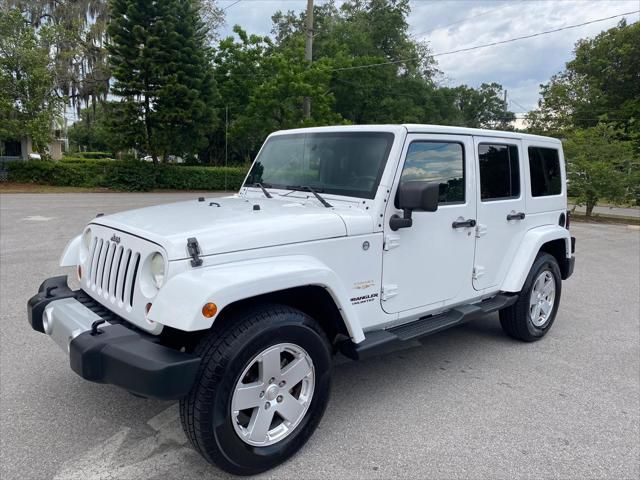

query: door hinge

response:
[381,284,399,301]
[383,233,401,251]
[472,266,485,280]
[475,223,488,238]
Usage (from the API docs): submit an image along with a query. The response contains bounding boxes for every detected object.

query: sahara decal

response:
[353,280,376,290]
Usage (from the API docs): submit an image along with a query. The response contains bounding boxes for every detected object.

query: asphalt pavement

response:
[1,192,639,480]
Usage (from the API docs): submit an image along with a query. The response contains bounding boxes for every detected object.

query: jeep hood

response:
[91,195,371,260]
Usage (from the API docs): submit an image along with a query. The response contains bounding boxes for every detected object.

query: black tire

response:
[500,252,562,342]
[179,304,332,476]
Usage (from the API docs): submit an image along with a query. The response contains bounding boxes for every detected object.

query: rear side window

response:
[528,147,562,196]
[401,141,465,204]
[478,144,520,201]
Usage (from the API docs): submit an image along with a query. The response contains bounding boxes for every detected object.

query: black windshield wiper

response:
[286,185,332,208]
[248,182,272,199]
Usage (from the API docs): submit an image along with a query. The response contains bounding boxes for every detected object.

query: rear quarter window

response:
[528,146,562,197]
[478,143,520,201]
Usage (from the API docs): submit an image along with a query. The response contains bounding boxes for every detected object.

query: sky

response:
[218,0,640,116]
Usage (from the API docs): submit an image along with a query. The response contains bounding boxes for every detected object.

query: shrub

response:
[7,159,248,192]
[64,151,114,159]
[6,160,106,187]
[104,161,158,191]
[60,157,114,165]
[155,165,248,190]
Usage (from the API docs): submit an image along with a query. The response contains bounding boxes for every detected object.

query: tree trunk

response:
[586,200,596,217]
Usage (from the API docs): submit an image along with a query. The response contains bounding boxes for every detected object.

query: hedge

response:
[7,160,248,192]
[64,151,114,159]
[60,157,114,164]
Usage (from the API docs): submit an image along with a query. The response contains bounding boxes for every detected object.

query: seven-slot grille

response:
[86,235,141,307]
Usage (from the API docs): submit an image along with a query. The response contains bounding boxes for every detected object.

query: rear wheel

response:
[179,304,331,475]
[500,252,562,341]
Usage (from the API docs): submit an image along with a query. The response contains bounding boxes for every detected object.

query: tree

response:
[207,27,275,164]
[107,0,218,162]
[210,26,343,163]
[269,1,512,128]
[67,102,126,153]
[194,0,225,45]
[564,124,637,215]
[447,83,514,129]
[6,0,224,115]
[0,8,62,151]
[231,52,344,162]
[527,20,639,140]
[271,0,442,125]
[7,0,111,113]
[526,20,640,209]
[207,0,517,164]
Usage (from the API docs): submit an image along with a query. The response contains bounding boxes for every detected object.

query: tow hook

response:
[90,319,107,335]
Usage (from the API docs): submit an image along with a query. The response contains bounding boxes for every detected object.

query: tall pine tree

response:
[107,0,217,162]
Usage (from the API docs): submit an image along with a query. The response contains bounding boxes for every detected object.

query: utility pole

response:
[502,89,508,127]
[303,0,313,120]
[224,105,228,191]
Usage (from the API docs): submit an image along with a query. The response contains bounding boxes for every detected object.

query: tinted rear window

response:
[528,147,562,196]
[478,144,520,201]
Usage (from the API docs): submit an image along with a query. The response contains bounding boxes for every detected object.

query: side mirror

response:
[389,181,440,231]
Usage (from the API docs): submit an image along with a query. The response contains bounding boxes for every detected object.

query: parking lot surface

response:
[1,192,639,480]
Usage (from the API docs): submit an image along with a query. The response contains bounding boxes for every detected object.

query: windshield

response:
[245,131,395,199]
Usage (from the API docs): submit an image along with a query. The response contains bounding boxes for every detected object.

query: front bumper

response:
[28,276,201,400]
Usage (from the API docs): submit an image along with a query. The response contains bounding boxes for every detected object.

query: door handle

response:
[507,212,526,221]
[452,218,476,229]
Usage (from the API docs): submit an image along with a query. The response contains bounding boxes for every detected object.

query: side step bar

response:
[340,294,518,360]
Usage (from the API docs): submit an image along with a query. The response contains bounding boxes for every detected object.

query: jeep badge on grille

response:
[110,234,121,244]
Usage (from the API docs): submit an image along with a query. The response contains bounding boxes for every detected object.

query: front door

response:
[472,137,527,290]
[382,134,477,314]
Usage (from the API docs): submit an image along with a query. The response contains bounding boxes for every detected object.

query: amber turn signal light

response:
[202,302,217,318]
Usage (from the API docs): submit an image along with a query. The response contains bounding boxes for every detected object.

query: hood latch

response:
[187,237,203,267]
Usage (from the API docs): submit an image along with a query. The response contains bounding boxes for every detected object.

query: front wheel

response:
[179,304,332,476]
[500,252,562,341]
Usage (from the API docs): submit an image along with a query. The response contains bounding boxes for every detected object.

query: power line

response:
[222,0,242,11]
[332,10,639,72]
[510,98,531,112]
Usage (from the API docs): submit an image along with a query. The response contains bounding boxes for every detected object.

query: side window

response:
[528,146,562,196]
[478,144,520,201]
[400,142,465,204]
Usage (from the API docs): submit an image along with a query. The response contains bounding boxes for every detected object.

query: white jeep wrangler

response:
[29,125,575,475]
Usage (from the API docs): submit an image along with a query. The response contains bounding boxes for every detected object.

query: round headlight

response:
[150,252,165,288]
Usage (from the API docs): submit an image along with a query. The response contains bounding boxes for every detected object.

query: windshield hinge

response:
[383,233,401,251]
[187,237,203,267]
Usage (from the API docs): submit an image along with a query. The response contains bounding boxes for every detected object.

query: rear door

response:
[473,137,527,291]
